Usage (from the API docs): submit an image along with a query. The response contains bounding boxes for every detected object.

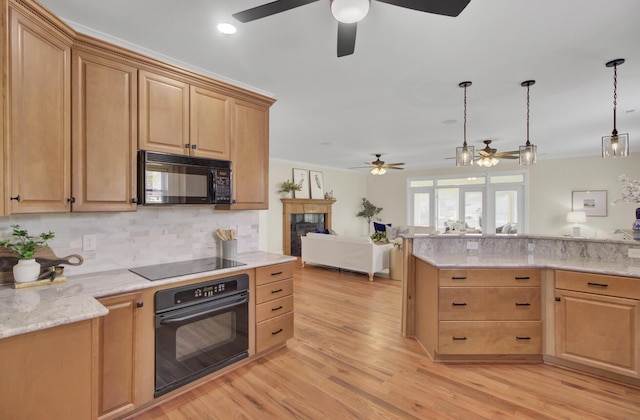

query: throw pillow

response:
[373,222,391,232]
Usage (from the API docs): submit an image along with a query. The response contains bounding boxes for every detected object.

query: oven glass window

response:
[175,312,236,362]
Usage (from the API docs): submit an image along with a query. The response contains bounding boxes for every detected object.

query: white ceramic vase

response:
[13,258,41,283]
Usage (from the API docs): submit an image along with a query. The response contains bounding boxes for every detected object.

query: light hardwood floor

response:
[133,261,640,419]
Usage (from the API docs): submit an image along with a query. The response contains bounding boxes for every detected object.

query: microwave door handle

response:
[210,170,216,202]
[159,295,248,325]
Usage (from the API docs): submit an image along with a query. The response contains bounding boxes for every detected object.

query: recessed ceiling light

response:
[217,23,237,35]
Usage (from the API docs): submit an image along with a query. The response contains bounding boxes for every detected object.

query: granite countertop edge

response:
[0,251,296,339]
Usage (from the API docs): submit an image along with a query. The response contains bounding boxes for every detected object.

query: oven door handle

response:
[159,294,248,325]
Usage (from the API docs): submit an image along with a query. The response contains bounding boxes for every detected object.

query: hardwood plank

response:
[131,261,640,419]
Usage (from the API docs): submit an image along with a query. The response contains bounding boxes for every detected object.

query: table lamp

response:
[567,211,587,237]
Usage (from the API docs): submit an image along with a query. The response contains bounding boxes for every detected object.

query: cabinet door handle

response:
[555,297,561,302]
[10,195,21,202]
[185,143,190,148]
[451,276,467,280]
[451,302,467,306]
[191,144,197,149]
[271,328,283,336]
[515,303,531,307]
[131,197,138,204]
[587,282,608,288]
[271,305,283,311]
[271,271,283,276]
[67,197,76,204]
[452,336,467,341]
[136,301,144,308]
[515,276,530,280]
[271,288,283,294]
[516,336,531,340]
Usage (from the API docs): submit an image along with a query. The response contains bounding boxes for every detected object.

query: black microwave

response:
[138,151,232,205]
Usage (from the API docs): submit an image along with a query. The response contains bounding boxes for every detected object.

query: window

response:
[407,171,528,234]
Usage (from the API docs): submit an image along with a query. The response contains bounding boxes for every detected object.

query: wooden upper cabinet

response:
[7,5,72,214]
[138,70,190,155]
[72,50,138,212]
[228,98,270,210]
[190,86,230,160]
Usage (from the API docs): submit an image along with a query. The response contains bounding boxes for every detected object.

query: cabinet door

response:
[190,86,230,160]
[555,289,639,378]
[98,293,142,419]
[8,7,71,213]
[138,70,189,155]
[229,99,270,209]
[72,51,137,212]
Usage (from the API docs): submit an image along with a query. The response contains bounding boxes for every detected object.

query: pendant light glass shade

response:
[519,80,537,166]
[331,0,370,23]
[456,81,474,166]
[602,59,629,158]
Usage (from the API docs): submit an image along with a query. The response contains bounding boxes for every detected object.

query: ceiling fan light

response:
[331,0,370,24]
[519,143,537,165]
[378,167,386,175]
[490,157,499,166]
[602,132,629,157]
[456,145,475,166]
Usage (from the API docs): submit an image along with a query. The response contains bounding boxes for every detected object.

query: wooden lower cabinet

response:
[97,292,143,419]
[0,319,99,419]
[255,263,295,352]
[555,270,640,378]
[439,321,542,355]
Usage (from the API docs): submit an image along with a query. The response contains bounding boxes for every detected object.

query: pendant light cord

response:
[526,84,530,146]
[613,63,618,135]
[463,84,468,147]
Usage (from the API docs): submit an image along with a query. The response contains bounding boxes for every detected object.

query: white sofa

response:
[301,233,393,281]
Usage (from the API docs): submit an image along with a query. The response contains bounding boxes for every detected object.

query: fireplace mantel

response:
[281,198,336,256]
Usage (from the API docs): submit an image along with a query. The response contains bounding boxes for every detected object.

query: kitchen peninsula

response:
[401,234,640,387]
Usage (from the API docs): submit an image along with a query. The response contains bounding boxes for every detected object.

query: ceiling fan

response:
[232,0,471,57]
[350,153,405,174]
[448,140,519,167]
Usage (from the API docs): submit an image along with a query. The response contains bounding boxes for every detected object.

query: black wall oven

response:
[154,274,249,397]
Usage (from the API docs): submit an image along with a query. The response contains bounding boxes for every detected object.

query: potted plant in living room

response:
[0,224,55,283]
[356,198,383,234]
[278,179,302,198]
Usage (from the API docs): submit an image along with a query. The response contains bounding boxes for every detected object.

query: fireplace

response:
[281,198,336,256]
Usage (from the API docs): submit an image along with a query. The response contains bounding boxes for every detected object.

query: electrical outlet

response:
[528,243,535,253]
[466,241,479,250]
[628,248,640,259]
[83,234,97,251]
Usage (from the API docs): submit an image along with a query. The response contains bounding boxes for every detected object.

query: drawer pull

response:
[271,305,283,311]
[452,336,467,341]
[271,288,283,294]
[587,282,608,288]
[271,328,283,336]
[515,276,530,280]
[451,302,467,306]
[516,336,532,340]
[451,276,467,280]
[271,271,283,276]
[515,303,531,307]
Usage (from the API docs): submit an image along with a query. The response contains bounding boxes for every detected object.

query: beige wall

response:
[262,152,640,252]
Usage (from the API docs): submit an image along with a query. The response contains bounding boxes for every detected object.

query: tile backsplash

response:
[0,207,259,276]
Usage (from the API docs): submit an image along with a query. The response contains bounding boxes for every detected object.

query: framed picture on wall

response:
[572,190,607,216]
[293,168,309,199]
[309,170,324,199]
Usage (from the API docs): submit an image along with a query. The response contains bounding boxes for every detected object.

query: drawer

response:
[556,270,640,300]
[256,295,294,323]
[438,321,542,355]
[256,263,294,286]
[256,312,294,353]
[439,268,540,287]
[439,287,541,321]
[256,278,293,304]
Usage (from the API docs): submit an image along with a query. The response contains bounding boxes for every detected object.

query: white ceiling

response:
[39,0,640,172]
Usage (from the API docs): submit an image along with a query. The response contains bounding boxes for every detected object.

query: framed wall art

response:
[572,190,607,217]
[309,170,324,199]
[293,168,309,199]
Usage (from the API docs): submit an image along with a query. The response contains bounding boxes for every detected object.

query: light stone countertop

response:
[413,253,640,279]
[0,251,296,339]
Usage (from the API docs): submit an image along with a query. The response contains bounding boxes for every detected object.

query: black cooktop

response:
[129,257,246,281]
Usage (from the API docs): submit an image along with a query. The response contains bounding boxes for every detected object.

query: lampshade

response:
[331,0,370,23]
[477,156,499,167]
[566,211,587,224]
[370,167,385,175]
[455,81,474,167]
[519,80,537,166]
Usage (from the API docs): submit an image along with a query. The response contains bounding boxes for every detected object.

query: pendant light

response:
[519,80,537,166]
[602,58,629,158]
[331,0,370,23]
[456,81,474,166]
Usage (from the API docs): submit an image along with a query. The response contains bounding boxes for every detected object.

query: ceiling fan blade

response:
[233,0,320,23]
[386,166,404,170]
[383,162,405,166]
[337,22,357,57]
[375,0,471,17]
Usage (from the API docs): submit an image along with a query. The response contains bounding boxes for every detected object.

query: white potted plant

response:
[278,179,302,198]
[0,224,55,283]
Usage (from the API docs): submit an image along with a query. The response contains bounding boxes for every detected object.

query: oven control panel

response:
[174,280,238,305]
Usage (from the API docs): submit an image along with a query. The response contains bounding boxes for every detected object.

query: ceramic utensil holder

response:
[222,239,237,259]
